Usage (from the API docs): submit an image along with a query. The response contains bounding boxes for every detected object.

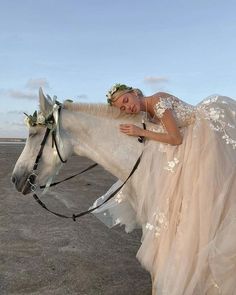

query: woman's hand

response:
[119,124,144,137]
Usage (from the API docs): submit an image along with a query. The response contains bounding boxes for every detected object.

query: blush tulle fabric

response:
[91,95,236,295]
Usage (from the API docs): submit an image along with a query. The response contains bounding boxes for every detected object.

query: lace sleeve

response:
[153,97,173,119]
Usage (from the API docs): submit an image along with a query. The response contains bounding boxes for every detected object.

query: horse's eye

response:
[29,132,37,138]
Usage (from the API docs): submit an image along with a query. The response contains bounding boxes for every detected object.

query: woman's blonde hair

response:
[106,83,144,105]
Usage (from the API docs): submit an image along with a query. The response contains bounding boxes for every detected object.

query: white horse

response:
[12,89,158,294]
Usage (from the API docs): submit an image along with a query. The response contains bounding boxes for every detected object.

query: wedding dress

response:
[91,94,236,295]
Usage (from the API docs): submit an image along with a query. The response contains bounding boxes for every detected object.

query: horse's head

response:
[12,88,71,195]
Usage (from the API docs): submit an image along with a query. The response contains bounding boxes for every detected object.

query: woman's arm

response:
[120,93,183,145]
[148,93,182,145]
[142,115,182,145]
[120,122,182,145]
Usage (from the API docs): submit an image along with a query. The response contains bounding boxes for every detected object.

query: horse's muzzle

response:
[11,172,35,195]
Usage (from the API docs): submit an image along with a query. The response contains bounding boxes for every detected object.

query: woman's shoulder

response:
[150,92,181,107]
[148,92,175,119]
[148,92,175,107]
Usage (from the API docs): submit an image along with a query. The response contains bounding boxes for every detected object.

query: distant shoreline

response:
[0,138,26,143]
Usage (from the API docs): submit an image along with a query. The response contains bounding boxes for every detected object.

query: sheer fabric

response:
[91,95,236,295]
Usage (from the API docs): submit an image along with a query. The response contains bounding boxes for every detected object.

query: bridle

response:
[26,104,67,193]
[26,103,144,222]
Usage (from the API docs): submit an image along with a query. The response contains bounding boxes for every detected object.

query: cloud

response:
[0,77,51,101]
[77,94,88,100]
[144,76,169,85]
[8,121,25,127]
[0,121,27,138]
[4,119,25,126]
[25,78,50,90]
[1,121,26,135]
[5,90,38,100]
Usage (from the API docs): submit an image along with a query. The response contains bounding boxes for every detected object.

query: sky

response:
[0,0,236,137]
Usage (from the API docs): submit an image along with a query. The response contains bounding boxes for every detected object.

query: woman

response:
[107,84,185,145]
[93,83,236,294]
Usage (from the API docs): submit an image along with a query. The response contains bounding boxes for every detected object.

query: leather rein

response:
[27,105,145,222]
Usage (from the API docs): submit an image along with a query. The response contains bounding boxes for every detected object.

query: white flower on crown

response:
[107,84,121,99]
[36,113,46,125]
[106,83,133,104]
[111,85,118,95]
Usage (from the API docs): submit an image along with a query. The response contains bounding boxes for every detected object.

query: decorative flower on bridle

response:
[23,97,73,129]
[24,111,55,129]
[106,83,133,105]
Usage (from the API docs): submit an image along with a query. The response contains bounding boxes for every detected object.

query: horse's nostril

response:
[11,175,17,184]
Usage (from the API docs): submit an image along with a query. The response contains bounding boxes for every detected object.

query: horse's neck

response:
[61,109,143,180]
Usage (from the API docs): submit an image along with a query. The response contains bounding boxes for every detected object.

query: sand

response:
[0,144,151,295]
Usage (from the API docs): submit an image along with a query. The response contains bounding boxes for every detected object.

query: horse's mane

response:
[63,101,142,121]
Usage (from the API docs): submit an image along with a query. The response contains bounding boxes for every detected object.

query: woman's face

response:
[112,92,141,114]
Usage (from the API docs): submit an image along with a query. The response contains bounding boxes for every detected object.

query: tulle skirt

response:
[92,95,236,295]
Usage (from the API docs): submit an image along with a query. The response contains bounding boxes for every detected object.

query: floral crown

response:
[24,111,55,129]
[24,98,73,128]
[106,83,133,105]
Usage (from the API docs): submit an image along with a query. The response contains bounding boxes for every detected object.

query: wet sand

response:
[0,144,151,295]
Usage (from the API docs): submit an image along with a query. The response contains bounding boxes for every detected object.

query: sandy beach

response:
[0,144,151,295]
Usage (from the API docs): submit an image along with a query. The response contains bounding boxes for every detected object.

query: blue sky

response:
[0,0,236,137]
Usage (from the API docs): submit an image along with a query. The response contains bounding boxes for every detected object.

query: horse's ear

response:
[39,87,53,115]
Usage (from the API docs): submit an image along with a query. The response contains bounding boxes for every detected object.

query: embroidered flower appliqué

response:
[154,97,173,119]
[145,209,168,238]
[201,95,219,105]
[115,191,125,203]
[164,157,180,173]
[197,98,236,149]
